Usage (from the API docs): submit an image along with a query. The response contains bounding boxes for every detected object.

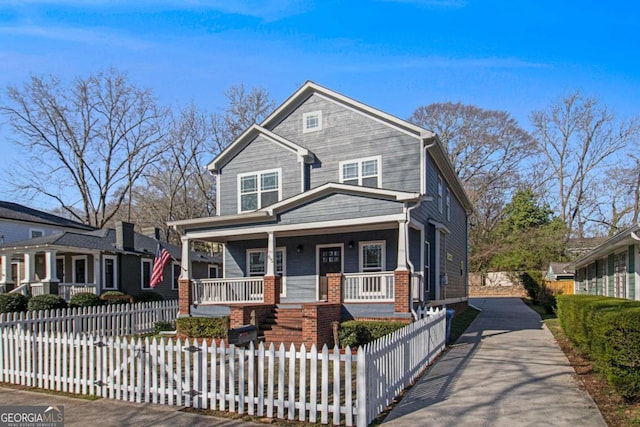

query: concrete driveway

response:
[382,297,607,427]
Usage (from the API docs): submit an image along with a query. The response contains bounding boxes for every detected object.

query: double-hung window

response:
[141,259,152,289]
[446,188,451,221]
[239,169,281,212]
[359,241,386,296]
[247,248,286,295]
[339,156,381,188]
[437,176,443,213]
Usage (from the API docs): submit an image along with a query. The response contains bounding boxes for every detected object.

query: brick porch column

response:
[327,273,343,304]
[263,275,281,305]
[394,269,411,313]
[178,278,192,316]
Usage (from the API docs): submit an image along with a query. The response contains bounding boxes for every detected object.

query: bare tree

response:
[210,84,276,153]
[409,102,536,271]
[530,91,640,238]
[1,68,166,228]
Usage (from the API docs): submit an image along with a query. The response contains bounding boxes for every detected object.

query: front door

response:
[318,246,342,300]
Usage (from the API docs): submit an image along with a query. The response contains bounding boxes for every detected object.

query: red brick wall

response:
[301,303,342,348]
[263,276,281,305]
[327,273,343,304]
[178,279,191,315]
[229,304,275,328]
[394,270,410,313]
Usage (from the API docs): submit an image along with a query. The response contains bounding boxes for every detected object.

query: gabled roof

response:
[0,201,95,231]
[548,262,574,276]
[567,223,640,268]
[169,182,423,232]
[208,124,315,172]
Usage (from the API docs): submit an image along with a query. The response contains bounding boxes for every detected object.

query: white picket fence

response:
[0,307,446,426]
[0,300,179,336]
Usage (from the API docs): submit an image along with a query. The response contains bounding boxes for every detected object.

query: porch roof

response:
[169,182,423,238]
[567,222,640,269]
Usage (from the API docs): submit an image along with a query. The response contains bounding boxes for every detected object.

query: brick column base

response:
[327,273,343,304]
[302,303,342,348]
[263,275,281,305]
[394,270,411,313]
[178,278,192,316]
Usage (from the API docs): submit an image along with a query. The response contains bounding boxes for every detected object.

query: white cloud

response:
[0,25,152,49]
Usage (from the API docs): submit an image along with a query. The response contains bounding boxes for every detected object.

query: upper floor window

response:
[339,156,381,188]
[437,176,443,213]
[238,168,281,212]
[446,188,451,221]
[302,111,322,133]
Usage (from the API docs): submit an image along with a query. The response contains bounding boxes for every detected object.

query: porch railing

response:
[192,278,264,304]
[58,283,98,301]
[411,272,424,301]
[30,283,46,297]
[343,272,395,302]
[0,284,5,294]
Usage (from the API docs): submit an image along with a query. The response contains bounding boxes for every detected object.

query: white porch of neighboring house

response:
[0,248,102,300]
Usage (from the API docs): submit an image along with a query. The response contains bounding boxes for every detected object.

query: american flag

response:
[150,243,172,288]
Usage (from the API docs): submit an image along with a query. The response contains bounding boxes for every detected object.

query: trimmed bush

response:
[556,294,640,401]
[134,291,164,303]
[0,293,29,313]
[522,270,556,314]
[338,320,406,347]
[154,321,175,334]
[176,316,229,338]
[100,290,133,305]
[27,294,67,311]
[69,292,102,308]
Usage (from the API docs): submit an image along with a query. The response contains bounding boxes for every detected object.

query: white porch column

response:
[180,237,192,280]
[93,251,101,287]
[266,231,276,276]
[43,250,59,282]
[396,219,408,271]
[22,252,35,284]
[0,254,13,284]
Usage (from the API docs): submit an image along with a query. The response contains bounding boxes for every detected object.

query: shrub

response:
[154,321,175,334]
[176,316,229,338]
[0,293,29,313]
[522,270,556,314]
[28,294,67,311]
[100,290,133,305]
[134,291,164,303]
[69,292,102,308]
[338,320,406,347]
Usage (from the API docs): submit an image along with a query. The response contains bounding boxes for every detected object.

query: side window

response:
[437,176,443,213]
[339,156,381,188]
[141,259,152,289]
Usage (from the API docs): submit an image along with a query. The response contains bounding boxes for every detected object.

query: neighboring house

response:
[169,81,473,347]
[567,223,640,300]
[0,206,220,299]
[544,262,575,295]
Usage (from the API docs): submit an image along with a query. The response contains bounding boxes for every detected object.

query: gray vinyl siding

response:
[224,229,398,303]
[0,219,79,244]
[269,93,422,193]
[218,134,301,216]
[278,194,403,225]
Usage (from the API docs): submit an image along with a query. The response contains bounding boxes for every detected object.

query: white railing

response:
[8,284,28,296]
[192,278,264,304]
[58,283,97,301]
[0,284,5,294]
[411,272,424,301]
[343,272,395,302]
[0,300,178,336]
[0,307,446,427]
[30,283,46,297]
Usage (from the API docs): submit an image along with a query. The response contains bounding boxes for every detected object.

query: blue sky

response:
[1,0,639,208]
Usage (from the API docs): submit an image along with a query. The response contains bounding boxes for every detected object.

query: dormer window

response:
[339,156,381,188]
[302,111,322,133]
[238,168,281,212]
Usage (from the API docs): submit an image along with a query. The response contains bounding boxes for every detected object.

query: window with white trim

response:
[302,111,322,133]
[446,188,451,221]
[72,256,87,284]
[30,228,44,238]
[141,259,152,289]
[238,169,281,212]
[208,265,219,279]
[437,176,443,213]
[102,255,117,290]
[247,248,286,295]
[359,241,385,272]
[172,262,181,290]
[56,256,65,283]
[339,156,381,188]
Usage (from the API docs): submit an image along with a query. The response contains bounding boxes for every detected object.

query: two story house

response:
[169,82,472,347]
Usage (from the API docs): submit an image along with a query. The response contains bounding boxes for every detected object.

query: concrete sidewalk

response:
[382,297,607,427]
[0,386,264,427]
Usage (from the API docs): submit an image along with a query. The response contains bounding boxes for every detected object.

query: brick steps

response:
[260,306,304,347]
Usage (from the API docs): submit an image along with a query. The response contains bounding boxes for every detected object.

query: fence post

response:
[357,346,367,427]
